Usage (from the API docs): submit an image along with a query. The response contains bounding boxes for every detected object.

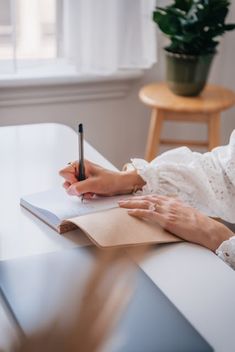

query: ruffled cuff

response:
[216,236,235,270]
[130,158,161,195]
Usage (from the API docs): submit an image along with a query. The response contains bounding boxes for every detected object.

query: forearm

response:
[198,218,234,252]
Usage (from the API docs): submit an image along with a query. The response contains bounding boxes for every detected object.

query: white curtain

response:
[63,0,157,74]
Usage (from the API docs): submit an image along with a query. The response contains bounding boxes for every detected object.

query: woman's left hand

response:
[118,195,233,251]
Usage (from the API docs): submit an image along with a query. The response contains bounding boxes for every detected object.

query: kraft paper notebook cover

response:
[20,188,181,248]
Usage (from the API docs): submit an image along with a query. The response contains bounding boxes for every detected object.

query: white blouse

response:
[130,130,235,269]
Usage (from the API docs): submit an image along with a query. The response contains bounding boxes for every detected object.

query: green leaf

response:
[164,6,186,18]
[224,23,235,30]
[153,0,235,55]
[153,11,181,35]
[174,0,193,11]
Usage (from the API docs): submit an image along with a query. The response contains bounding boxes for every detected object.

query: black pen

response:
[78,123,86,201]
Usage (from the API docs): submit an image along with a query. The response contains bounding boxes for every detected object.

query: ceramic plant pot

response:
[165,49,215,96]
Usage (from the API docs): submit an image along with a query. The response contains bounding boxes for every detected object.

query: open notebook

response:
[20,188,181,248]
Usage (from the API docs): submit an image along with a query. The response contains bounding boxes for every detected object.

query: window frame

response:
[0,0,143,106]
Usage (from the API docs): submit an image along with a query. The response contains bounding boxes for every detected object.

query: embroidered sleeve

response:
[129,130,235,223]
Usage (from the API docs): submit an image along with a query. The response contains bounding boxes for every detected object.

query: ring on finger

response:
[148,202,158,212]
[67,161,76,168]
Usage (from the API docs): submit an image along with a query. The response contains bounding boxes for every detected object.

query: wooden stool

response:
[139,82,235,161]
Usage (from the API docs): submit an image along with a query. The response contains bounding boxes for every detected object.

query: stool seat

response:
[139,83,235,161]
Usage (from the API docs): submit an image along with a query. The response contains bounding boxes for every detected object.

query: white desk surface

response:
[0,123,234,351]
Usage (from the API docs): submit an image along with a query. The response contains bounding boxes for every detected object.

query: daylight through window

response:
[0,0,58,66]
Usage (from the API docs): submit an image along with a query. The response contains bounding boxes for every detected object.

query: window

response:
[0,0,60,73]
[0,0,156,78]
[16,0,57,60]
[0,0,13,60]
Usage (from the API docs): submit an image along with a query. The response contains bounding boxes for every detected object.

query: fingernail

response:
[128,211,135,217]
[67,189,74,196]
[67,188,80,196]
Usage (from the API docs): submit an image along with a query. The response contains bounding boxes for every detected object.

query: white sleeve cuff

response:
[130,158,184,197]
[130,158,161,194]
[216,236,235,270]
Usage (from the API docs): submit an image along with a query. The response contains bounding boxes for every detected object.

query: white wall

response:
[141,11,235,155]
[0,3,235,169]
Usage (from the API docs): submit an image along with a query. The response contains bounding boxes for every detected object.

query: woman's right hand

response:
[59,160,145,199]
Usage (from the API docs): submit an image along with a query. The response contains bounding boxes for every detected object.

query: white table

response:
[0,123,234,351]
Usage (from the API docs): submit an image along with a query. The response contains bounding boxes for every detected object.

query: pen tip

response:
[78,123,83,133]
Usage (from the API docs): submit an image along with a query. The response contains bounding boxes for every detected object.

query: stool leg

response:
[208,112,220,151]
[145,109,164,161]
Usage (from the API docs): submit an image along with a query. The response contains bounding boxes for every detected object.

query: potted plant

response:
[153,0,235,96]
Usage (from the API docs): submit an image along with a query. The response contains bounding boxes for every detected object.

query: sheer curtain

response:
[63,0,157,74]
[0,0,58,74]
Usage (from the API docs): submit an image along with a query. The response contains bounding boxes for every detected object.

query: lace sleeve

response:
[216,236,235,270]
[130,130,235,223]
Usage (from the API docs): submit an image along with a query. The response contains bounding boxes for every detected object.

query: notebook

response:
[20,188,181,248]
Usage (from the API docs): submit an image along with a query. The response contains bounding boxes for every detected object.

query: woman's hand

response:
[119,195,233,251]
[59,160,145,199]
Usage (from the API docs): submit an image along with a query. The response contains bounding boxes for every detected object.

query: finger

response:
[59,162,79,183]
[151,203,169,214]
[127,209,166,227]
[60,159,97,175]
[59,171,78,185]
[83,192,95,199]
[139,195,180,208]
[62,173,78,184]
[127,194,169,204]
[119,198,166,212]
[67,178,98,196]
[59,163,76,175]
[63,181,71,190]
[118,199,153,210]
